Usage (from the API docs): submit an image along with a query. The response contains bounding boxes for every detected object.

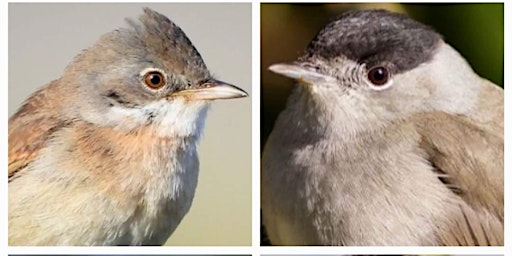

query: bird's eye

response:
[143,70,166,89]
[367,66,390,86]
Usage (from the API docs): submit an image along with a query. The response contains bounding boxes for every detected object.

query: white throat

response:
[103,98,210,138]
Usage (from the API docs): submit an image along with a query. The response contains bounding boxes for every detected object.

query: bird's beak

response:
[268,63,335,85]
[170,79,248,100]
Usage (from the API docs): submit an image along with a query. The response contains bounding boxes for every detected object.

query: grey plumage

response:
[64,8,212,111]
[262,9,503,246]
[126,8,210,83]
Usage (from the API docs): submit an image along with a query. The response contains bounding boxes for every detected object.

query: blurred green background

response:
[261,3,504,149]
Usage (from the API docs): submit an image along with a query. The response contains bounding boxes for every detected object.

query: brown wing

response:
[411,111,503,245]
[8,80,68,181]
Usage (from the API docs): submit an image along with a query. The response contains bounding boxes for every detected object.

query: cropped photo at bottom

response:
[262,255,504,256]
[11,255,251,256]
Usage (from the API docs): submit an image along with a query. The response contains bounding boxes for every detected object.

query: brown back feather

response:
[8,80,68,181]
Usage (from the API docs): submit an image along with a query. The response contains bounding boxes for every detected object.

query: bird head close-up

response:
[262,6,503,246]
[46,8,247,138]
[269,9,492,135]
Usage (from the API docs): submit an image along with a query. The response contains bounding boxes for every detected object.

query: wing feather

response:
[411,111,503,245]
[8,81,68,181]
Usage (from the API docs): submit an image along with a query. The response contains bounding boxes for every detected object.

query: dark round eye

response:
[143,71,166,89]
[367,66,390,86]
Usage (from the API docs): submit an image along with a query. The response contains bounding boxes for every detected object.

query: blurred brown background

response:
[261,3,504,150]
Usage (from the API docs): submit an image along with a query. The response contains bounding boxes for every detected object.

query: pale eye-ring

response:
[141,69,166,89]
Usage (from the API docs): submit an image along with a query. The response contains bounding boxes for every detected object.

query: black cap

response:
[302,9,442,74]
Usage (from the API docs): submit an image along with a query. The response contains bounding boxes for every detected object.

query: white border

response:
[252,0,262,251]
[1,0,509,256]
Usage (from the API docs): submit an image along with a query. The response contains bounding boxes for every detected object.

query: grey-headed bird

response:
[9,8,247,245]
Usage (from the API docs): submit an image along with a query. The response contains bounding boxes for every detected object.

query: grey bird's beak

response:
[269,63,335,85]
[171,79,248,100]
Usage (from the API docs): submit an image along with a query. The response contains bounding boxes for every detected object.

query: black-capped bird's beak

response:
[269,63,335,85]
[171,79,248,100]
